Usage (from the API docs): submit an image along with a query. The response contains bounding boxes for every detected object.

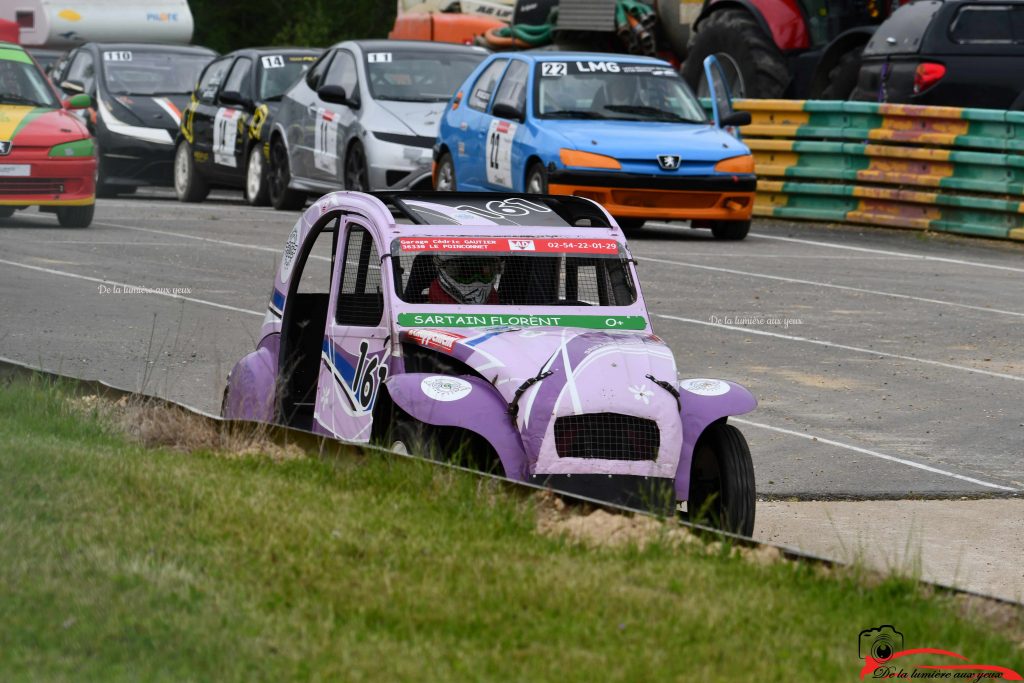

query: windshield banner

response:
[397,237,619,254]
[398,313,647,330]
[540,61,675,77]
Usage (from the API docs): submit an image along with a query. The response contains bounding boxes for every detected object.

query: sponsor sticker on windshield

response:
[368,52,392,63]
[103,51,132,62]
[261,55,285,69]
[545,61,675,76]
[397,237,619,254]
[398,313,647,330]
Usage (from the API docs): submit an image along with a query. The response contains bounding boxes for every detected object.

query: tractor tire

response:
[682,8,789,99]
[819,47,864,100]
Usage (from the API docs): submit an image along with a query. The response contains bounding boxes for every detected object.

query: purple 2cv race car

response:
[222,191,758,534]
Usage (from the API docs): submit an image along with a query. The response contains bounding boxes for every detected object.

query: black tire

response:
[710,220,750,240]
[389,415,432,458]
[268,137,306,211]
[617,218,646,232]
[0,207,14,218]
[55,204,95,228]
[819,47,864,100]
[688,423,756,536]
[244,144,270,206]
[525,161,547,194]
[434,152,456,191]
[344,142,369,191]
[682,9,789,99]
[173,140,209,203]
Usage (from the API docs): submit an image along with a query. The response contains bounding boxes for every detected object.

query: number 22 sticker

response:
[541,63,566,77]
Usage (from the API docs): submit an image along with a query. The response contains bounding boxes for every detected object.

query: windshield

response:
[0,55,60,108]
[101,49,212,95]
[392,237,637,307]
[258,53,317,100]
[535,60,707,123]
[364,49,485,102]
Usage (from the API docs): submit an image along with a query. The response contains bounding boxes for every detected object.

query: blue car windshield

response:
[364,49,485,103]
[535,60,707,123]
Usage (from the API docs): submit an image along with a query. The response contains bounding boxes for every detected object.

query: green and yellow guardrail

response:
[730,99,1024,242]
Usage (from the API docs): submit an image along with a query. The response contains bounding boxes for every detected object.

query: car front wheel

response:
[268,137,305,211]
[174,140,209,203]
[56,204,95,228]
[525,162,547,194]
[244,144,270,206]
[434,152,456,191]
[687,423,756,536]
[344,142,369,191]
[710,220,750,240]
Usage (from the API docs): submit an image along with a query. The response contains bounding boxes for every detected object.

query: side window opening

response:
[469,59,508,112]
[222,56,252,99]
[306,51,334,90]
[66,51,95,94]
[324,50,358,99]
[491,60,529,115]
[336,225,384,327]
[197,58,232,103]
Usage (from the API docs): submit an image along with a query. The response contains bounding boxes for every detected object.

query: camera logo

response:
[859,625,904,662]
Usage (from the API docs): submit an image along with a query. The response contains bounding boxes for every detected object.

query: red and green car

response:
[0,42,95,227]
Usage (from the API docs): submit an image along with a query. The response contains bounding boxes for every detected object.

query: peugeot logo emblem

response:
[657,154,680,170]
[0,140,11,156]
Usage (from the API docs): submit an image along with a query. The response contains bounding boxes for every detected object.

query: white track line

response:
[654,313,1024,382]
[0,258,263,318]
[637,255,1024,318]
[96,221,282,255]
[643,222,1024,274]
[732,417,1017,492]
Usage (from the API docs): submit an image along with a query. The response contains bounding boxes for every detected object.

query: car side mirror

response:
[60,79,85,95]
[720,111,751,127]
[492,102,524,122]
[65,93,91,110]
[219,90,252,109]
[318,84,357,107]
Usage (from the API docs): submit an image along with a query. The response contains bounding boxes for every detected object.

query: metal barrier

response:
[731,99,1024,242]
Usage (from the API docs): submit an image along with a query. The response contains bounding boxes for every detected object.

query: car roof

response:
[82,42,217,55]
[0,41,29,57]
[224,47,323,58]
[334,39,489,54]
[505,51,671,66]
[375,192,615,229]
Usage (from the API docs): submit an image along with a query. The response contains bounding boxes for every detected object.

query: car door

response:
[185,56,232,177]
[209,55,254,183]
[316,222,389,441]
[704,55,740,137]
[458,58,508,189]
[286,49,334,182]
[482,59,529,191]
[310,49,359,188]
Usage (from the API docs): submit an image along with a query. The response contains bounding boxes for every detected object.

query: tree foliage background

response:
[189,0,398,53]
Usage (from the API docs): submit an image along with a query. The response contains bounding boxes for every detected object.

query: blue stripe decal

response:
[322,339,356,386]
[271,289,285,312]
[466,329,507,347]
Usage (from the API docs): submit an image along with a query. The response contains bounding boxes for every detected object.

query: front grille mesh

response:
[554,413,660,461]
[0,178,66,195]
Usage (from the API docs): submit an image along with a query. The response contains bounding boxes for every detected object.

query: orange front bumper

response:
[549,184,754,221]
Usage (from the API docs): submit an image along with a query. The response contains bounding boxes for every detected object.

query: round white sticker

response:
[420,376,473,402]
[680,378,730,396]
[280,224,301,282]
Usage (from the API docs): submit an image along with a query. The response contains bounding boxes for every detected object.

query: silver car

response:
[266,40,488,210]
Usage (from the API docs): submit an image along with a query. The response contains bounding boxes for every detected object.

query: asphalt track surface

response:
[2,189,1022,502]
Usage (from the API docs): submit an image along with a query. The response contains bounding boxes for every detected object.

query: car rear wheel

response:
[344,142,369,191]
[617,218,645,232]
[434,152,456,191]
[268,137,306,211]
[710,220,750,240]
[174,140,209,203]
[389,416,431,458]
[56,204,95,228]
[526,162,547,194]
[244,144,270,206]
[688,422,755,536]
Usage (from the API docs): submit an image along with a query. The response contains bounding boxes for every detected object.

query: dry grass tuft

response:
[954,594,1024,649]
[71,394,305,462]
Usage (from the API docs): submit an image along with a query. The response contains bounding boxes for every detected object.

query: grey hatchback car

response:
[266,39,488,210]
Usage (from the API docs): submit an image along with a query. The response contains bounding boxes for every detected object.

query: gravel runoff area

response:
[0,189,1021,601]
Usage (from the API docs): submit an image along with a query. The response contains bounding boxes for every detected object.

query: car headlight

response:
[714,154,755,174]
[559,148,621,170]
[48,138,95,158]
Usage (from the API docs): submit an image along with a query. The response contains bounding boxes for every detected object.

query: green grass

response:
[0,377,1020,682]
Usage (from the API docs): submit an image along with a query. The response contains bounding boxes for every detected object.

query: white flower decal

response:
[629,384,653,404]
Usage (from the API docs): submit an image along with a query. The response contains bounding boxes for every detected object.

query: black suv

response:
[851,0,1024,109]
